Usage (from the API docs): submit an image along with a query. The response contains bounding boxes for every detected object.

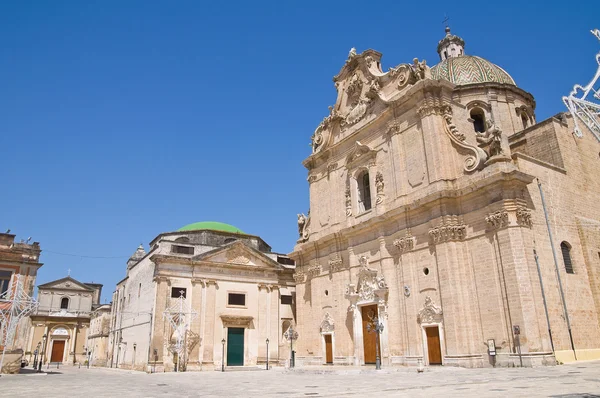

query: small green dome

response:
[177,221,245,234]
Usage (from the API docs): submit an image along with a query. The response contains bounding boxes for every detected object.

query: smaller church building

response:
[108,222,295,372]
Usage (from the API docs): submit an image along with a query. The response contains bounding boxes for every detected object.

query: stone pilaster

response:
[204,281,217,367]
[150,277,170,365]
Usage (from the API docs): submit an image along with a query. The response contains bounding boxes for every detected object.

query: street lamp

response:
[265,338,269,370]
[284,326,299,369]
[33,342,40,369]
[221,338,226,372]
[366,314,384,370]
[37,334,48,373]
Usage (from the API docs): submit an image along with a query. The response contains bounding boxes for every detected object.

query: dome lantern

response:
[437,26,465,61]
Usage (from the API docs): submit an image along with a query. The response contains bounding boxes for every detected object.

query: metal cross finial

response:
[443,14,450,27]
[67,268,71,276]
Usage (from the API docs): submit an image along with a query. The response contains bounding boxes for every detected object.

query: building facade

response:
[87,304,111,367]
[28,276,102,366]
[289,28,600,368]
[108,222,295,372]
[0,231,42,373]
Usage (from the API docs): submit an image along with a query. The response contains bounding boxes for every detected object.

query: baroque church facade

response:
[107,222,295,372]
[289,28,600,368]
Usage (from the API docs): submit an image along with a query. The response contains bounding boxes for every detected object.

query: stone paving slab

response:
[2,361,600,397]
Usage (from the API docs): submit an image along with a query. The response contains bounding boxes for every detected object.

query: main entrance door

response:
[324,334,333,364]
[361,305,380,364]
[50,340,65,363]
[227,328,244,366]
[426,326,442,365]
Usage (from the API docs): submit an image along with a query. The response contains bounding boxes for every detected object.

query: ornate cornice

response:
[485,210,509,230]
[417,296,443,324]
[328,256,344,272]
[393,233,415,253]
[429,216,466,244]
[293,270,306,283]
[516,206,533,228]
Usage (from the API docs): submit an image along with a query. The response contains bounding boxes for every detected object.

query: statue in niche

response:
[476,120,503,157]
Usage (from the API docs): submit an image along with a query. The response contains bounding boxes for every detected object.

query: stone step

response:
[217,366,266,372]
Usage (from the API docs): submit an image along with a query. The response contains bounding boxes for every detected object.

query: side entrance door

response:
[324,334,333,364]
[50,340,65,363]
[227,327,244,366]
[426,326,442,365]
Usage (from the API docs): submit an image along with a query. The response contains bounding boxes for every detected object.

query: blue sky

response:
[1,1,599,303]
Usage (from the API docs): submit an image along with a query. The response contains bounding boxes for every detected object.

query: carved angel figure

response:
[412,58,430,81]
[476,120,503,157]
[375,171,384,193]
[297,212,310,242]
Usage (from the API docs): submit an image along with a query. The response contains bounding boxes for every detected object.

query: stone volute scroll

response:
[320,312,334,333]
[297,212,310,243]
[441,106,488,172]
[417,296,443,324]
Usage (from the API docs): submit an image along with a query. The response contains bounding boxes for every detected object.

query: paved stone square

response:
[3,361,600,397]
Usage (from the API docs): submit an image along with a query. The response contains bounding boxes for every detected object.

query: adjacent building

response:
[0,231,43,373]
[27,276,103,365]
[108,221,295,372]
[289,28,600,368]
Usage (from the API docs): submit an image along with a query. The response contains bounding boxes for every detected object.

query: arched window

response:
[521,113,529,129]
[561,242,574,274]
[357,171,372,212]
[60,297,69,309]
[470,108,486,133]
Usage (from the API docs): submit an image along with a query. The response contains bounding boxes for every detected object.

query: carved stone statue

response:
[412,58,431,81]
[375,172,384,193]
[297,212,310,243]
[476,120,503,157]
[348,47,357,60]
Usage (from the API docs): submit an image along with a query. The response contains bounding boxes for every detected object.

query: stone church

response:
[108,222,295,372]
[289,27,600,368]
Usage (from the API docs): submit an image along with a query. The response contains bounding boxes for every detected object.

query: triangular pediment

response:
[38,276,94,292]
[193,241,283,270]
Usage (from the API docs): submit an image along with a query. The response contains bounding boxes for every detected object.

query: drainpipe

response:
[533,249,554,353]
[537,179,577,360]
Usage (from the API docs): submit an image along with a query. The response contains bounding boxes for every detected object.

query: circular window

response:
[325,290,329,296]
[423,267,430,276]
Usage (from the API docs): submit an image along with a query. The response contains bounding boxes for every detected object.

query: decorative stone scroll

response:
[441,107,488,172]
[393,232,415,253]
[485,210,509,230]
[429,216,467,244]
[320,312,334,333]
[417,296,443,324]
[375,171,385,205]
[516,206,533,228]
[297,212,310,243]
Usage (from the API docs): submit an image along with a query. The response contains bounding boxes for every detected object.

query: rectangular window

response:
[281,295,293,305]
[171,287,187,298]
[0,270,12,295]
[171,245,194,255]
[228,293,246,306]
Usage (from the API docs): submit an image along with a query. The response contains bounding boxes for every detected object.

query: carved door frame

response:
[420,322,445,366]
[350,301,389,366]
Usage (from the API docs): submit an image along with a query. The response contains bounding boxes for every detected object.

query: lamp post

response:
[266,338,269,370]
[221,338,226,372]
[37,334,47,373]
[366,314,384,370]
[33,342,40,369]
[284,326,299,369]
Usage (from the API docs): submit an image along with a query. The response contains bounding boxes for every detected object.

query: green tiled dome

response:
[431,55,515,86]
[177,221,245,234]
